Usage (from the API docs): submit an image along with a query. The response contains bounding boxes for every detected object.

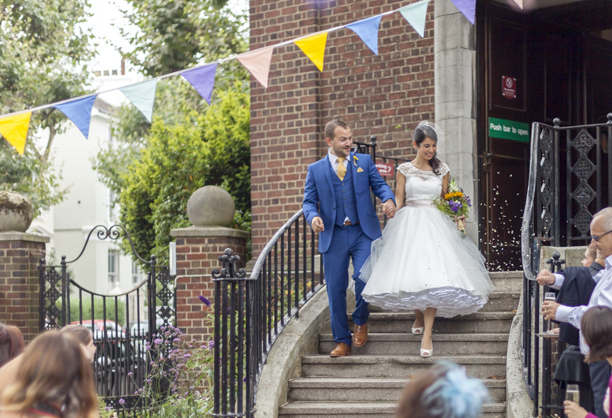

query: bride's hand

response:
[454,215,466,226]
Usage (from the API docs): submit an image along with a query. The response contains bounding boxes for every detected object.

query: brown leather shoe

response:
[330,342,351,357]
[353,323,368,348]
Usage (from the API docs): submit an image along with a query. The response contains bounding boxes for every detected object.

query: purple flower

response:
[127,372,134,376]
[154,338,162,345]
[208,341,215,349]
[118,398,125,405]
[105,407,112,411]
[183,353,191,358]
[450,205,459,213]
[199,296,212,307]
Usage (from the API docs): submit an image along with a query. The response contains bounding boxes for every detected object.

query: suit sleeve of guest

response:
[303,165,320,226]
[366,155,396,204]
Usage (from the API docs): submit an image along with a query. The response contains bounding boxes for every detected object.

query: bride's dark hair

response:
[413,122,441,175]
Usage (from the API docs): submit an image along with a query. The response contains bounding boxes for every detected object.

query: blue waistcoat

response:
[330,162,359,226]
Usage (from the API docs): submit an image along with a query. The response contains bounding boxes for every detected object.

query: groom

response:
[303,119,396,357]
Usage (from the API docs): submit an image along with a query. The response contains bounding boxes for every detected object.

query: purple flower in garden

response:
[183,353,191,359]
[154,338,162,345]
[208,341,215,349]
[199,296,212,307]
[119,398,125,405]
[105,407,112,411]
[127,372,134,377]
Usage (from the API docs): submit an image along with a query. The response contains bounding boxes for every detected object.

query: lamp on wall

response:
[169,242,176,276]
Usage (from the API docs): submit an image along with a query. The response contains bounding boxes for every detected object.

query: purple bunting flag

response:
[346,15,383,55]
[181,63,218,105]
[450,0,476,25]
[54,95,98,139]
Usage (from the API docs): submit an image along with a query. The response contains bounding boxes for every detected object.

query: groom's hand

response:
[311,217,325,233]
[382,200,396,218]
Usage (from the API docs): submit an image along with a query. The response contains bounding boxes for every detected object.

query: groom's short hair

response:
[325,119,348,141]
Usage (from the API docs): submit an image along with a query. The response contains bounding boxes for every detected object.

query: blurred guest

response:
[395,361,489,418]
[0,325,24,369]
[0,331,98,418]
[564,306,612,418]
[60,324,97,363]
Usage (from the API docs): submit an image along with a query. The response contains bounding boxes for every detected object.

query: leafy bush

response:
[69,296,126,327]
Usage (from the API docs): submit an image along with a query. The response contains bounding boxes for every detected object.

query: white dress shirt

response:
[328,150,351,223]
[553,254,612,354]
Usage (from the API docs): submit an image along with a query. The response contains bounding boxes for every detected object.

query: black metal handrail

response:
[521,115,612,416]
[213,210,321,417]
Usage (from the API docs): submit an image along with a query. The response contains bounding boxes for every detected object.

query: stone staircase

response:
[278,271,522,418]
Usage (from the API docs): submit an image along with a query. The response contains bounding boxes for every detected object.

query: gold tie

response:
[337,157,347,180]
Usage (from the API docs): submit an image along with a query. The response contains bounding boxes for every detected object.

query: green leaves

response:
[0,0,95,214]
[117,84,251,265]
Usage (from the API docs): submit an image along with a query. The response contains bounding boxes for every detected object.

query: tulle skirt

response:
[360,201,495,317]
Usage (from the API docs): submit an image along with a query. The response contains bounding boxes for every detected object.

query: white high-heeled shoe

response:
[411,326,424,335]
[420,345,433,358]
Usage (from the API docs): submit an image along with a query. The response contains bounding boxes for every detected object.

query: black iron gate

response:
[38,225,176,410]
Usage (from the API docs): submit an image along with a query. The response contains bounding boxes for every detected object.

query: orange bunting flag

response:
[237,46,275,88]
[294,32,329,72]
[0,112,32,155]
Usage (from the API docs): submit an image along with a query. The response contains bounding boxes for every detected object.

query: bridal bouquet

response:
[434,178,472,236]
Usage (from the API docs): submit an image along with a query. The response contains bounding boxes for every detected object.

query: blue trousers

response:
[321,224,372,346]
[589,360,611,418]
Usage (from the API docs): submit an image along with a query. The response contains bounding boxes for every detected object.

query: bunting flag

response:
[398,0,431,38]
[450,0,476,25]
[120,79,159,122]
[54,95,97,139]
[0,112,32,155]
[512,0,524,8]
[181,63,218,105]
[346,15,383,55]
[237,46,275,88]
[295,32,328,71]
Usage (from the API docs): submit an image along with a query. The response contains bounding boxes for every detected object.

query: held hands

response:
[382,200,396,218]
[542,301,560,321]
[536,269,556,286]
[564,401,588,418]
[311,216,325,233]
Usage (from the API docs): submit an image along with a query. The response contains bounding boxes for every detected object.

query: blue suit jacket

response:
[303,152,395,253]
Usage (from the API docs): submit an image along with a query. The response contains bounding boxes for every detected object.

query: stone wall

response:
[250,0,435,257]
[0,233,49,342]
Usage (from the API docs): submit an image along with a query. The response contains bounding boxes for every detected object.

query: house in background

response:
[30,63,146,297]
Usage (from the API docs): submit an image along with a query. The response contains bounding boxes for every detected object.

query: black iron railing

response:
[521,115,612,416]
[39,225,176,415]
[213,210,321,417]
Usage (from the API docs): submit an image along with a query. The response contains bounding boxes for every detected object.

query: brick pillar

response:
[170,226,249,342]
[0,232,50,342]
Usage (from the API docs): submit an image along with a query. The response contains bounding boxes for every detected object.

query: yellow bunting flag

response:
[294,32,329,72]
[0,112,32,155]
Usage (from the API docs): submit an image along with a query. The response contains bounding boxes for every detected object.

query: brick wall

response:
[0,234,48,343]
[250,0,435,257]
[173,234,248,342]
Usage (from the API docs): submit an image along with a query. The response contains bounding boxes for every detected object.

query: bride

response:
[360,121,494,358]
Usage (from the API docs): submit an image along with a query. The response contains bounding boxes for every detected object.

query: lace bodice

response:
[397,162,450,205]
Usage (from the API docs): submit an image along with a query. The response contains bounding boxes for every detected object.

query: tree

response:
[119,84,250,265]
[0,0,95,216]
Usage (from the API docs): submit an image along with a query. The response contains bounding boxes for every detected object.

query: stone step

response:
[320,333,509,356]
[488,271,522,292]
[279,401,506,417]
[288,377,506,403]
[347,312,515,334]
[301,355,507,379]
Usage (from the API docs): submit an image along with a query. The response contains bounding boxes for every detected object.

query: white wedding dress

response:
[360,162,495,317]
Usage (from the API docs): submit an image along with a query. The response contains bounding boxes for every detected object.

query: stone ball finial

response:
[0,191,34,232]
[187,186,235,227]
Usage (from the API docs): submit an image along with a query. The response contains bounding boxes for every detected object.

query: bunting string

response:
[0,0,501,152]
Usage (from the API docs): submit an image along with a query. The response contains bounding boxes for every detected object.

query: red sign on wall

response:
[375,162,395,177]
[502,76,517,99]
